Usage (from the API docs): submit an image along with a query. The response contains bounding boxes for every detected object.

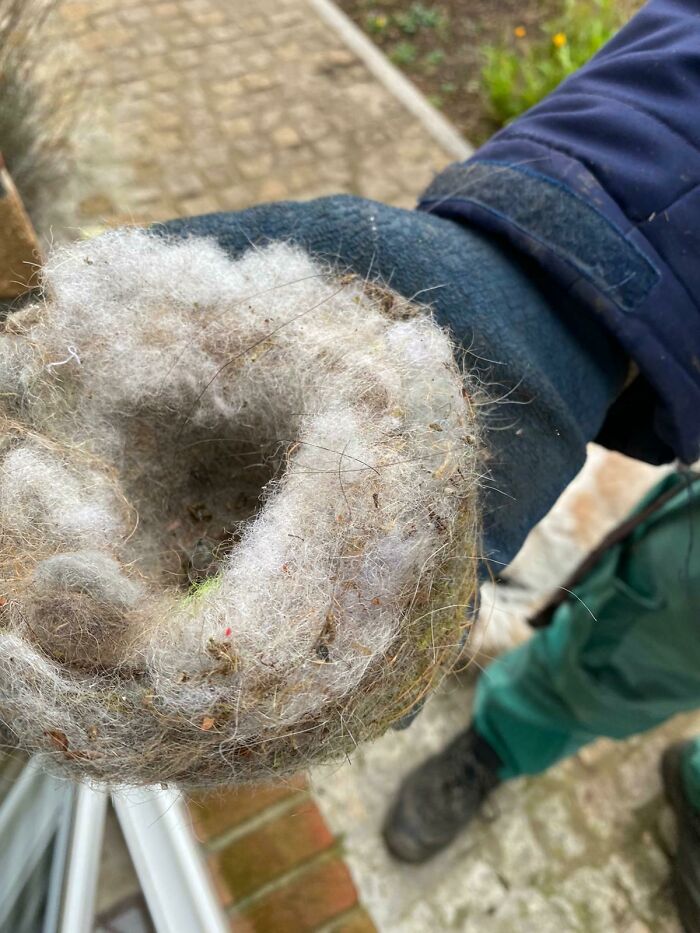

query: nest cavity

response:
[0,230,480,786]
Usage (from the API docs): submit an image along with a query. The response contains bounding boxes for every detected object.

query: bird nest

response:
[0,230,480,786]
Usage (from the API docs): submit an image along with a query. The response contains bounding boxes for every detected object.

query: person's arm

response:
[161,2,700,569]
[160,197,627,573]
[420,0,700,466]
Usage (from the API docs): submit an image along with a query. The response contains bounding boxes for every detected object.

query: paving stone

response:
[238,154,274,181]
[154,2,179,16]
[79,193,117,218]
[178,192,229,215]
[242,72,276,93]
[615,739,668,809]
[572,765,628,840]
[258,178,292,202]
[272,126,302,149]
[217,185,250,210]
[164,171,204,199]
[493,809,549,881]
[487,889,578,933]
[559,864,633,929]
[442,859,506,920]
[575,737,618,768]
[200,163,238,188]
[608,847,669,922]
[59,2,93,21]
[120,6,152,23]
[528,790,588,860]
[315,137,347,159]
[220,116,254,138]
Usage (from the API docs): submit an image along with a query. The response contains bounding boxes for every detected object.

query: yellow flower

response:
[552,32,567,48]
[514,25,527,38]
[375,14,388,28]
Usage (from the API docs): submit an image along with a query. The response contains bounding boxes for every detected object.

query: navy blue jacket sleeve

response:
[420,0,700,464]
[160,197,627,572]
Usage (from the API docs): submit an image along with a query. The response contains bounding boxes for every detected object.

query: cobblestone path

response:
[315,675,696,932]
[55,0,455,228]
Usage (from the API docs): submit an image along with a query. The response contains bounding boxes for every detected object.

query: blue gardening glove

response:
[160,195,627,575]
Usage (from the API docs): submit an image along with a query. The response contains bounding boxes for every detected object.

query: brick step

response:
[189,780,376,933]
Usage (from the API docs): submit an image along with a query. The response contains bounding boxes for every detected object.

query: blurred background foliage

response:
[482,0,626,125]
[339,0,642,143]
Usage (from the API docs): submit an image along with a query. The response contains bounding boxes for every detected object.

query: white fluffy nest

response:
[0,230,480,786]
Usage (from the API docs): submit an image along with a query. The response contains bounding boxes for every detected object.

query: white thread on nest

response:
[0,230,481,787]
[46,344,81,370]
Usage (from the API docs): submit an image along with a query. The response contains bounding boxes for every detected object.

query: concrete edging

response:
[307,0,473,162]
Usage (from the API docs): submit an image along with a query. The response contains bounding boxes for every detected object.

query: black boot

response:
[383,726,502,863]
[662,741,700,933]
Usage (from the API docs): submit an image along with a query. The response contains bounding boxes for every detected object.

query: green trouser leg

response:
[473,472,700,786]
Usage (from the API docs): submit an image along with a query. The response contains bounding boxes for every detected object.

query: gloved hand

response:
[160,194,627,574]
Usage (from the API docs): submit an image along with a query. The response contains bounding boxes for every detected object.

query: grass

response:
[390,40,418,65]
[481,0,626,125]
[365,2,448,70]
[366,2,446,37]
[394,3,447,34]
[423,48,446,70]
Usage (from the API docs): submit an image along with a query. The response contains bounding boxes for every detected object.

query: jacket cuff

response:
[420,150,698,464]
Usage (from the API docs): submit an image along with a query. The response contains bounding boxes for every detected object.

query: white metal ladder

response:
[0,759,228,933]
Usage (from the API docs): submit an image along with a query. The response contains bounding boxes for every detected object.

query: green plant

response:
[481,0,625,126]
[423,48,446,69]
[390,40,418,65]
[395,3,447,35]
